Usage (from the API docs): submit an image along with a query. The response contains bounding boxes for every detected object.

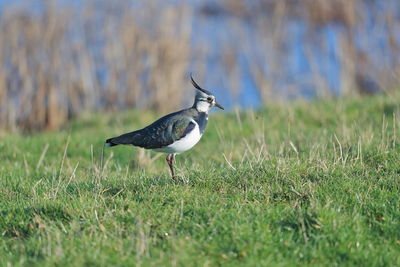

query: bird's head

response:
[190,74,224,113]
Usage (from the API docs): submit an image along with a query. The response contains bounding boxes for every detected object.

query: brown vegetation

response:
[0,2,192,131]
[0,0,398,131]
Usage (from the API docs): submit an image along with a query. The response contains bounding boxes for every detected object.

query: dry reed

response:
[0,0,398,131]
[0,1,191,131]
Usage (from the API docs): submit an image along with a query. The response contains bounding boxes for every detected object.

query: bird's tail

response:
[105,138,119,147]
[105,131,141,147]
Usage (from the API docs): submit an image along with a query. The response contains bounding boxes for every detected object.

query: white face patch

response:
[196,100,211,113]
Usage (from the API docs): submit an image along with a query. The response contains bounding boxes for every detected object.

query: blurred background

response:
[0,0,399,131]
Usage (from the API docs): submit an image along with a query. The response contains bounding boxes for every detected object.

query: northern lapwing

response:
[105,74,224,178]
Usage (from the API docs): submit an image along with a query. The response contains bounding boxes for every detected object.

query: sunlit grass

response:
[1,95,400,266]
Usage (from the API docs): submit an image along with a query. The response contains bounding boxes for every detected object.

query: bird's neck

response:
[193,111,208,134]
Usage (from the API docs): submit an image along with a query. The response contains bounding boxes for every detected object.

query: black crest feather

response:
[190,73,213,95]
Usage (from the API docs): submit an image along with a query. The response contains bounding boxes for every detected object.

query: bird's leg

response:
[166,154,176,179]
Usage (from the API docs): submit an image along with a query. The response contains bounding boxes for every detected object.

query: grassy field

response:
[1,95,400,266]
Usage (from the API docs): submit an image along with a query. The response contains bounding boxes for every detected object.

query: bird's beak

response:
[215,102,224,110]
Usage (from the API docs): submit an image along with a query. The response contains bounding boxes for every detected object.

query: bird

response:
[105,74,224,178]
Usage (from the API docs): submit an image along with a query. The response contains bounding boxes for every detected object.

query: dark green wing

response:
[171,118,196,141]
[106,111,196,149]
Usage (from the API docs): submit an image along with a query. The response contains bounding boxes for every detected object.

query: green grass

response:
[1,95,400,266]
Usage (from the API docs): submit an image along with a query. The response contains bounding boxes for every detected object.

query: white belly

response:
[154,120,202,154]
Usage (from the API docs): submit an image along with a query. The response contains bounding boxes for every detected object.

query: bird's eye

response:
[207,97,213,102]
